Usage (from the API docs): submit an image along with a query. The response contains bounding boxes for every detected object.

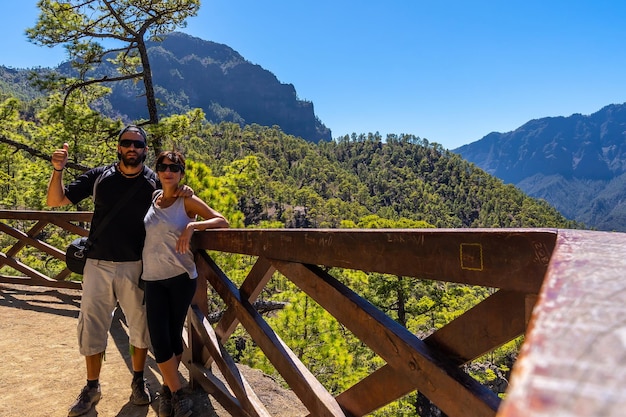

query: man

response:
[48,125,180,417]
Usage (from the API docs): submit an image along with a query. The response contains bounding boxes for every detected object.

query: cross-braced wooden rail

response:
[1,209,625,417]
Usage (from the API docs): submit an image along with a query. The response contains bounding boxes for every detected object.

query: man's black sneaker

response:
[130,378,152,405]
[172,390,193,417]
[68,384,101,417]
[158,385,173,417]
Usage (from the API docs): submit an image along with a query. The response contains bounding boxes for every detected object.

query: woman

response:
[142,150,229,417]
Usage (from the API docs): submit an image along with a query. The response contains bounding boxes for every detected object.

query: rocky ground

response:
[0,283,307,417]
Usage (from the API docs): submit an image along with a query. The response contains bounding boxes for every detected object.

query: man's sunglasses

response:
[119,139,147,149]
[156,163,183,173]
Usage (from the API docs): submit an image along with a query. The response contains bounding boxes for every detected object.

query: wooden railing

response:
[0,210,89,289]
[1,209,625,417]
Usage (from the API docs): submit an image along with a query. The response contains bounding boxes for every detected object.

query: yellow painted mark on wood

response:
[460,243,483,271]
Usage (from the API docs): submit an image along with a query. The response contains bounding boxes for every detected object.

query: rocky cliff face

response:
[108,32,331,143]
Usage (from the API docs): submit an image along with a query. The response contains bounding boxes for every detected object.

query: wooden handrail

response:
[0,210,91,288]
[1,210,624,416]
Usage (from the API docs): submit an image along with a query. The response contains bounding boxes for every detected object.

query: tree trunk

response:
[137,39,162,155]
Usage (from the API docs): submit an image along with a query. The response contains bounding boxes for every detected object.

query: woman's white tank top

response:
[142,190,198,281]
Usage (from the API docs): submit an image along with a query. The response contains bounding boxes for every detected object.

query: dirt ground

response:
[0,283,308,417]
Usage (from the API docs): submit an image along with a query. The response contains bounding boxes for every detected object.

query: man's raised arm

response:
[47,143,72,207]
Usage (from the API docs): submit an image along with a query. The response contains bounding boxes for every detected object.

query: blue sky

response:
[1,1,626,150]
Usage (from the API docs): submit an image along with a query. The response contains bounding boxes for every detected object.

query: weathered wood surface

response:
[274,260,500,417]
[498,229,626,417]
[198,252,347,417]
[188,305,272,417]
[196,228,626,417]
[195,228,556,292]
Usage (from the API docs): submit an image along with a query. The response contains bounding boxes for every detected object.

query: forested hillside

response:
[180,123,578,230]
[0,94,578,416]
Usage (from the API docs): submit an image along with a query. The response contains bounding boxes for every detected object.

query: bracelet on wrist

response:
[53,167,64,172]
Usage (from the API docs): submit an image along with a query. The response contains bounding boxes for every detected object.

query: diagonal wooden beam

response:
[0,222,66,262]
[273,261,500,417]
[334,290,532,415]
[196,251,348,417]
[215,256,276,341]
[0,252,80,289]
[48,218,90,237]
[52,268,74,282]
[187,362,252,417]
[189,305,271,417]
[335,362,413,416]
[426,289,531,365]
[3,220,48,258]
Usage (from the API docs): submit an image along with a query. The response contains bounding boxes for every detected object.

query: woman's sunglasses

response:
[156,163,183,173]
[119,139,147,149]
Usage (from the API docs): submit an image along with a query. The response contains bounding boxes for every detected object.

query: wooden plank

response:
[192,251,211,316]
[193,255,275,371]
[0,222,79,287]
[273,261,500,417]
[195,229,556,292]
[498,230,626,417]
[334,290,532,415]
[52,268,74,283]
[335,363,414,416]
[49,218,90,237]
[0,252,76,288]
[187,362,252,417]
[215,256,276,341]
[4,220,48,258]
[0,274,80,289]
[426,290,530,365]
[0,222,66,261]
[0,210,91,241]
[0,210,93,222]
[189,306,271,417]
[196,252,347,417]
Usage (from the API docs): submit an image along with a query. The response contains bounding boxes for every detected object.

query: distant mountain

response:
[454,103,626,231]
[0,66,42,102]
[2,32,331,143]
[141,33,331,143]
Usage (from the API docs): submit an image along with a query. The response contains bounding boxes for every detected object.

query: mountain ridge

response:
[111,32,331,143]
[455,103,626,231]
[1,32,332,144]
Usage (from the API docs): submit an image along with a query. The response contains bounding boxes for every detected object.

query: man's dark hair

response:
[118,125,148,143]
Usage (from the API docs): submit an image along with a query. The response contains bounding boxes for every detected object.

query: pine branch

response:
[63,73,142,106]
[207,300,288,324]
[0,135,90,172]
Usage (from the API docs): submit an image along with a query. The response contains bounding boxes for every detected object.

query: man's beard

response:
[121,152,143,167]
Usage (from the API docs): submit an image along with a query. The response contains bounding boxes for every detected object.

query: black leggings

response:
[144,273,197,363]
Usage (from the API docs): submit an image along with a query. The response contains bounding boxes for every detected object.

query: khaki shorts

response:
[77,258,150,356]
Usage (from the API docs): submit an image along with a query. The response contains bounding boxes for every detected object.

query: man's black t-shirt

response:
[65,164,158,262]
